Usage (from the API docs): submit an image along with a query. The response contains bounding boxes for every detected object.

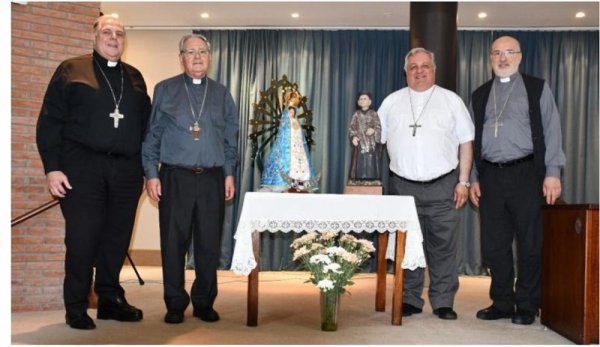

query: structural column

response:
[409,2,458,92]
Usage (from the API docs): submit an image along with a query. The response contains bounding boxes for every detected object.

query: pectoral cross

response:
[491,119,503,138]
[409,123,421,137]
[109,108,124,128]
[190,121,202,141]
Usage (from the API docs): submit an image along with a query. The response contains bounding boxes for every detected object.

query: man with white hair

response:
[142,33,239,325]
[378,47,474,320]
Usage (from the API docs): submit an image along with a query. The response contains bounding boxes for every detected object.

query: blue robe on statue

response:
[260,106,317,191]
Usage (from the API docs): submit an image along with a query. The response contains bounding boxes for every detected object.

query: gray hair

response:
[179,33,211,53]
[404,47,436,72]
[92,14,123,34]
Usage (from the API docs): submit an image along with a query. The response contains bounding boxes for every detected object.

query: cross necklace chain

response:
[94,58,124,128]
[182,75,209,141]
[408,86,436,136]
[491,78,516,138]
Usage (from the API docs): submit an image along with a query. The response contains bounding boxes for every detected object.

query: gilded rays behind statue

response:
[249,75,320,192]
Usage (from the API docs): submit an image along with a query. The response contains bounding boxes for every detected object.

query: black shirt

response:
[37,51,151,173]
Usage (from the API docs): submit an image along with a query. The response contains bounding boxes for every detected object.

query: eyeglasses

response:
[408,63,433,72]
[182,49,210,58]
[490,50,521,58]
[99,29,125,39]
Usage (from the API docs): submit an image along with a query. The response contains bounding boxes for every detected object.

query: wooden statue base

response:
[343,185,383,195]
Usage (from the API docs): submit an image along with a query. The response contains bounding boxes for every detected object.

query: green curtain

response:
[196,29,598,273]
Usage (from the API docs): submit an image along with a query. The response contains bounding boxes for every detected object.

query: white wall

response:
[123,30,188,100]
[124,30,189,250]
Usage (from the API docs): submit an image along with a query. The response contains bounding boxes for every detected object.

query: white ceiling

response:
[101,1,599,30]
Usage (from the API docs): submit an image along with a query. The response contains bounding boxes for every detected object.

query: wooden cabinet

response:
[541,204,598,345]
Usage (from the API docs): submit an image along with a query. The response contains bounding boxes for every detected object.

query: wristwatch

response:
[459,181,471,188]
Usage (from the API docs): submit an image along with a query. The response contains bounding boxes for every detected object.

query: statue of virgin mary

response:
[260,89,318,192]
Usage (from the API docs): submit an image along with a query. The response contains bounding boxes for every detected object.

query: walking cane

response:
[126,253,145,285]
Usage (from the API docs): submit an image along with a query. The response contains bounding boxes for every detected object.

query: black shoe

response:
[511,309,536,325]
[193,307,220,322]
[164,311,185,324]
[433,307,458,320]
[401,303,422,317]
[476,305,514,320]
[66,312,96,330]
[97,296,143,322]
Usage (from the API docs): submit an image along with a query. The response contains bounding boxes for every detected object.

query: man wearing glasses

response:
[142,33,239,324]
[36,15,151,329]
[468,36,565,325]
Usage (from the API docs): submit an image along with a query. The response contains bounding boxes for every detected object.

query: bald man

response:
[37,15,151,330]
[468,35,565,325]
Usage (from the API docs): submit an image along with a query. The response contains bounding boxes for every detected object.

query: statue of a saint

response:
[260,88,318,192]
[348,92,382,185]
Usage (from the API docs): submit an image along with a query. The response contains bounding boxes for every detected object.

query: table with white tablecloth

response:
[230,192,426,326]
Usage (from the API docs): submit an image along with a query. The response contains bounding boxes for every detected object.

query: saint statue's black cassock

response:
[36,50,151,316]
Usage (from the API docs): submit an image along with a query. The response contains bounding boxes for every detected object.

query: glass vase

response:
[320,290,340,331]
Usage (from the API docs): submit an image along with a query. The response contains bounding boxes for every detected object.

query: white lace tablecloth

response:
[231,192,426,275]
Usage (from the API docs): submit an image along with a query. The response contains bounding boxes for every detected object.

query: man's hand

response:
[146,178,162,202]
[46,171,72,198]
[351,137,359,146]
[454,183,469,209]
[543,176,562,205]
[225,176,235,201]
[469,182,481,207]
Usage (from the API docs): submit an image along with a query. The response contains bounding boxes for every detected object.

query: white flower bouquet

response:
[290,230,376,294]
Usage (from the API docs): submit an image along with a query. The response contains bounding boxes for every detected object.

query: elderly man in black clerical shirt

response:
[469,36,565,325]
[142,33,239,325]
[36,15,151,330]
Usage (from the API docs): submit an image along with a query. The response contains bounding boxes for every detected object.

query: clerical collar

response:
[410,84,436,95]
[497,72,520,83]
[185,74,206,85]
[93,50,120,68]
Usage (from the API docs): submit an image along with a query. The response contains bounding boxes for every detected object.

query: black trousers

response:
[158,165,225,312]
[479,159,544,313]
[59,147,143,315]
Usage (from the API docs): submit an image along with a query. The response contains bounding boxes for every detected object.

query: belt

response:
[105,151,130,158]
[161,164,221,174]
[392,169,455,185]
[483,154,534,168]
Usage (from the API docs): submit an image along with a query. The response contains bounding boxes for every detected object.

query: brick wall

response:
[11,2,100,312]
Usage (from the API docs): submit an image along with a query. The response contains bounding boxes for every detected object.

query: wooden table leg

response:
[247,231,260,326]
[391,231,406,326]
[376,232,389,312]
